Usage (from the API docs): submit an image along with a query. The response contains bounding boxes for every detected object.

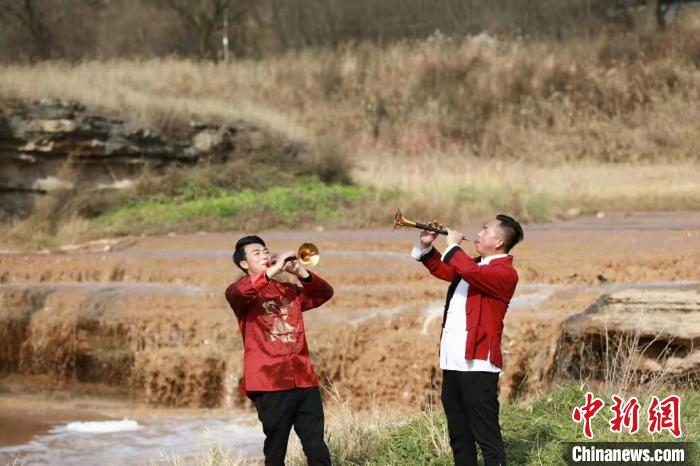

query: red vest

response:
[225,271,333,394]
[420,247,518,368]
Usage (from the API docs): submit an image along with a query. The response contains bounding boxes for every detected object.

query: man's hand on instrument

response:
[283,257,311,280]
[420,219,441,249]
[266,250,295,279]
[446,228,464,246]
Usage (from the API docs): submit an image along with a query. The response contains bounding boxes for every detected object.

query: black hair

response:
[233,235,266,273]
[496,214,524,253]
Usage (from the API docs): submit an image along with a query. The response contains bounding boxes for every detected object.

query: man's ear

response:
[495,238,505,251]
[240,260,250,272]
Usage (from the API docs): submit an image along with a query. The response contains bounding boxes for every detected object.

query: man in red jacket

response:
[412,215,524,466]
[225,235,334,466]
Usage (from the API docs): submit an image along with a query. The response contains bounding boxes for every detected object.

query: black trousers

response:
[441,370,507,466]
[252,386,331,466]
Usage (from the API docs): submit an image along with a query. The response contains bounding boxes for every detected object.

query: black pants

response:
[252,386,331,466]
[441,370,507,466]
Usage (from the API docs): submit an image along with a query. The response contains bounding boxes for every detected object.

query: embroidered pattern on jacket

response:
[261,297,297,343]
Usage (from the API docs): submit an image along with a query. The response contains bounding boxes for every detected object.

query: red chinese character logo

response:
[647,395,682,438]
[609,395,640,434]
[572,392,605,439]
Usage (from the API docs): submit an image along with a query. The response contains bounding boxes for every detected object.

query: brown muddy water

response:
[0,401,263,465]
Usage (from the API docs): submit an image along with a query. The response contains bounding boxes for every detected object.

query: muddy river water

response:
[0,409,263,465]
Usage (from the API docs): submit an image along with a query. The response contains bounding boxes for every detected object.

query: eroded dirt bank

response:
[1,211,699,410]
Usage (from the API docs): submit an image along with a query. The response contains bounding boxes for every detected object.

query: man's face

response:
[240,243,271,275]
[474,219,505,256]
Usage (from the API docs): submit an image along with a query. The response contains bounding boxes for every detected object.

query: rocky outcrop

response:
[553,287,700,383]
[0,99,241,221]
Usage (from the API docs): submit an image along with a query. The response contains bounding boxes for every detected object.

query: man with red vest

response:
[411,215,524,466]
[225,235,334,466]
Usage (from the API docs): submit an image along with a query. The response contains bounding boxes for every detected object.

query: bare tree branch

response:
[152,0,254,59]
[0,0,53,58]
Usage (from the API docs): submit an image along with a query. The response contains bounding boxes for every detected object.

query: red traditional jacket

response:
[420,247,518,368]
[225,271,333,394]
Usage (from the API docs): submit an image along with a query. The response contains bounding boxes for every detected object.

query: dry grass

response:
[599,324,679,397]
[557,308,692,397]
[4,21,699,161]
[156,442,247,466]
[0,59,309,143]
[2,19,699,234]
[3,20,700,161]
[285,382,400,465]
[355,156,700,224]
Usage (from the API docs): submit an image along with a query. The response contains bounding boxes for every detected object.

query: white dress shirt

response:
[411,243,508,373]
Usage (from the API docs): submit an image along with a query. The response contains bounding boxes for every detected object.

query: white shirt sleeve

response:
[410,243,433,260]
[441,243,460,262]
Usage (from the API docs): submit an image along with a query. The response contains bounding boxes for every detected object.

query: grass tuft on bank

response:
[92,179,372,235]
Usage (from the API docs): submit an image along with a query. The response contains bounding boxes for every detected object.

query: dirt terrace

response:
[1,211,698,408]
